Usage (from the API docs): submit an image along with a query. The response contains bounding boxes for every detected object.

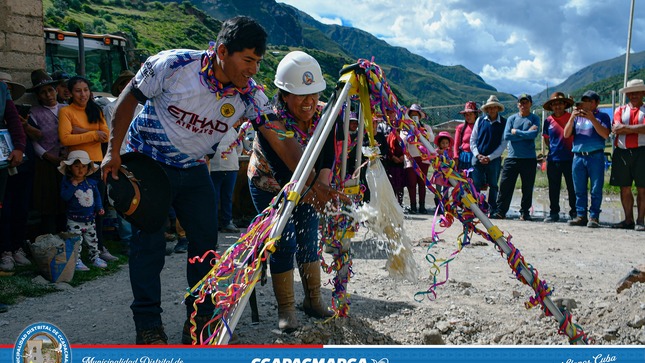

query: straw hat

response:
[0,71,26,100]
[619,79,645,94]
[58,150,98,176]
[542,91,574,111]
[481,95,505,112]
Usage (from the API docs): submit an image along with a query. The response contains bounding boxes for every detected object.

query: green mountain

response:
[45,0,517,112]
[180,0,511,107]
[534,51,645,105]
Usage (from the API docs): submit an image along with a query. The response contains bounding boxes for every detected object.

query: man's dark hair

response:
[216,16,267,56]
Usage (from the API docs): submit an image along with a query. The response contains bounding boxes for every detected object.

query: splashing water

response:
[341,156,419,282]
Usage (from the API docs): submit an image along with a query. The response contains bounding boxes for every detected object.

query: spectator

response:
[402,104,433,214]
[470,95,507,218]
[494,94,540,221]
[433,131,454,214]
[0,72,26,272]
[610,79,645,231]
[454,101,480,172]
[248,50,343,332]
[564,90,611,228]
[25,70,68,234]
[51,71,71,105]
[102,17,342,344]
[541,92,576,222]
[386,125,405,206]
[210,121,242,234]
[59,150,106,270]
[59,76,117,262]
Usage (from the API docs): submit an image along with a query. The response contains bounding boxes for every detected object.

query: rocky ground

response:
[1,190,644,346]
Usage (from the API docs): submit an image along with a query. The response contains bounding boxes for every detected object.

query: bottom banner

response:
[2,322,644,363]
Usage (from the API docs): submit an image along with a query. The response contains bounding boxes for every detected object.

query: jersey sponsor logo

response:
[141,61,155,80]
[168,105,229,135]
[220,103,236,118]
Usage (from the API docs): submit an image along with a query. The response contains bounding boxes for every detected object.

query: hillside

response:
[43,0,352,99]
[155,0,514,107]
[534,51,645,104]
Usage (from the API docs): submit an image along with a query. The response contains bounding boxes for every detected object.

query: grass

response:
[0,238,128,306]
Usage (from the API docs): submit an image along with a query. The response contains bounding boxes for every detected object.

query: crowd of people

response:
[1,14,644,342]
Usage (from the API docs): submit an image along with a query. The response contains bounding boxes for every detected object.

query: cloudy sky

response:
[278,0,645,96]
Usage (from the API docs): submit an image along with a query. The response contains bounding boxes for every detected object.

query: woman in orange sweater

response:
[58,76,116,262]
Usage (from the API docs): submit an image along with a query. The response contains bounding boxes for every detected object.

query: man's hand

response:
[101,153,122,183]
[8,150,23,167]
[477,154,490,165]
[612,123,632,135]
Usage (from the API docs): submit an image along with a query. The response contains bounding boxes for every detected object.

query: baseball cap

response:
[581,90,600,102]
[518,93,533,103]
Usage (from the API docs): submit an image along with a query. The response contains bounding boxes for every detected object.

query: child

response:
[433,131,455,215]
[434,131,455,158]
[59,150,106,271]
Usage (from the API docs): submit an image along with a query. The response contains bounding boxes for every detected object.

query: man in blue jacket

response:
[493,94,540,220]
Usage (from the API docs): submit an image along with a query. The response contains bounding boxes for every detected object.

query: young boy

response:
[59,150,106,271]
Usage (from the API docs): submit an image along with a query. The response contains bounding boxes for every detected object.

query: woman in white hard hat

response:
[247,50,340,332]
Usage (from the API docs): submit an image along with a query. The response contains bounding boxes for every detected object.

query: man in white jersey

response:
[102,16,341,345]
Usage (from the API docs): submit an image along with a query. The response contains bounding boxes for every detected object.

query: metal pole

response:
[216,81,353,344]
[622,0,635,105]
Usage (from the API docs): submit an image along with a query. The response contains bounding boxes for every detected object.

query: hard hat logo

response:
[302,71,315,86]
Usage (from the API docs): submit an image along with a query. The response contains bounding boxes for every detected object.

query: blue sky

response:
[278,0,645,97]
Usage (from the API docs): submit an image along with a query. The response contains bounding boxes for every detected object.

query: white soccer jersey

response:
[127,49,273,168]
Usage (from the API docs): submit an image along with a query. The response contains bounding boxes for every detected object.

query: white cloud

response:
[277,0,645,96]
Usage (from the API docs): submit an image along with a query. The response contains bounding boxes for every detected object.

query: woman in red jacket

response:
[453,101,480,172]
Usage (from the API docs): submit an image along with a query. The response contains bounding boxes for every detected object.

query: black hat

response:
[26,69,59,93]
[106,152,171,233]
[51,70,71,82]
[111,70,135,97]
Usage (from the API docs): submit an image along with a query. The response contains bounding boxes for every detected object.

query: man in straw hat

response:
[610,79,645,231]
[541,92,576,222]
[470,95,506,218]
[101,16,346,344]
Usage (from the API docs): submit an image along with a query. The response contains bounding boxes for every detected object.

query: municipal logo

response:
[14,322,71,363]
[302,71,315,85]
[220,103,236,118]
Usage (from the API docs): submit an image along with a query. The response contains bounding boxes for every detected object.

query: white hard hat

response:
[274,51,326,95]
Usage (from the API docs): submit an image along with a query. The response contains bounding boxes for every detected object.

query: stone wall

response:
[0,0,44,101]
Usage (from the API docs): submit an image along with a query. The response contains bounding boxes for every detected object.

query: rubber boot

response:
[299,262,333,318]
[271,270,299,332]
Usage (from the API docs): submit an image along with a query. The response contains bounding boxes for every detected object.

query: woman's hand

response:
[97,130,109,142]
[301,181,352,214]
